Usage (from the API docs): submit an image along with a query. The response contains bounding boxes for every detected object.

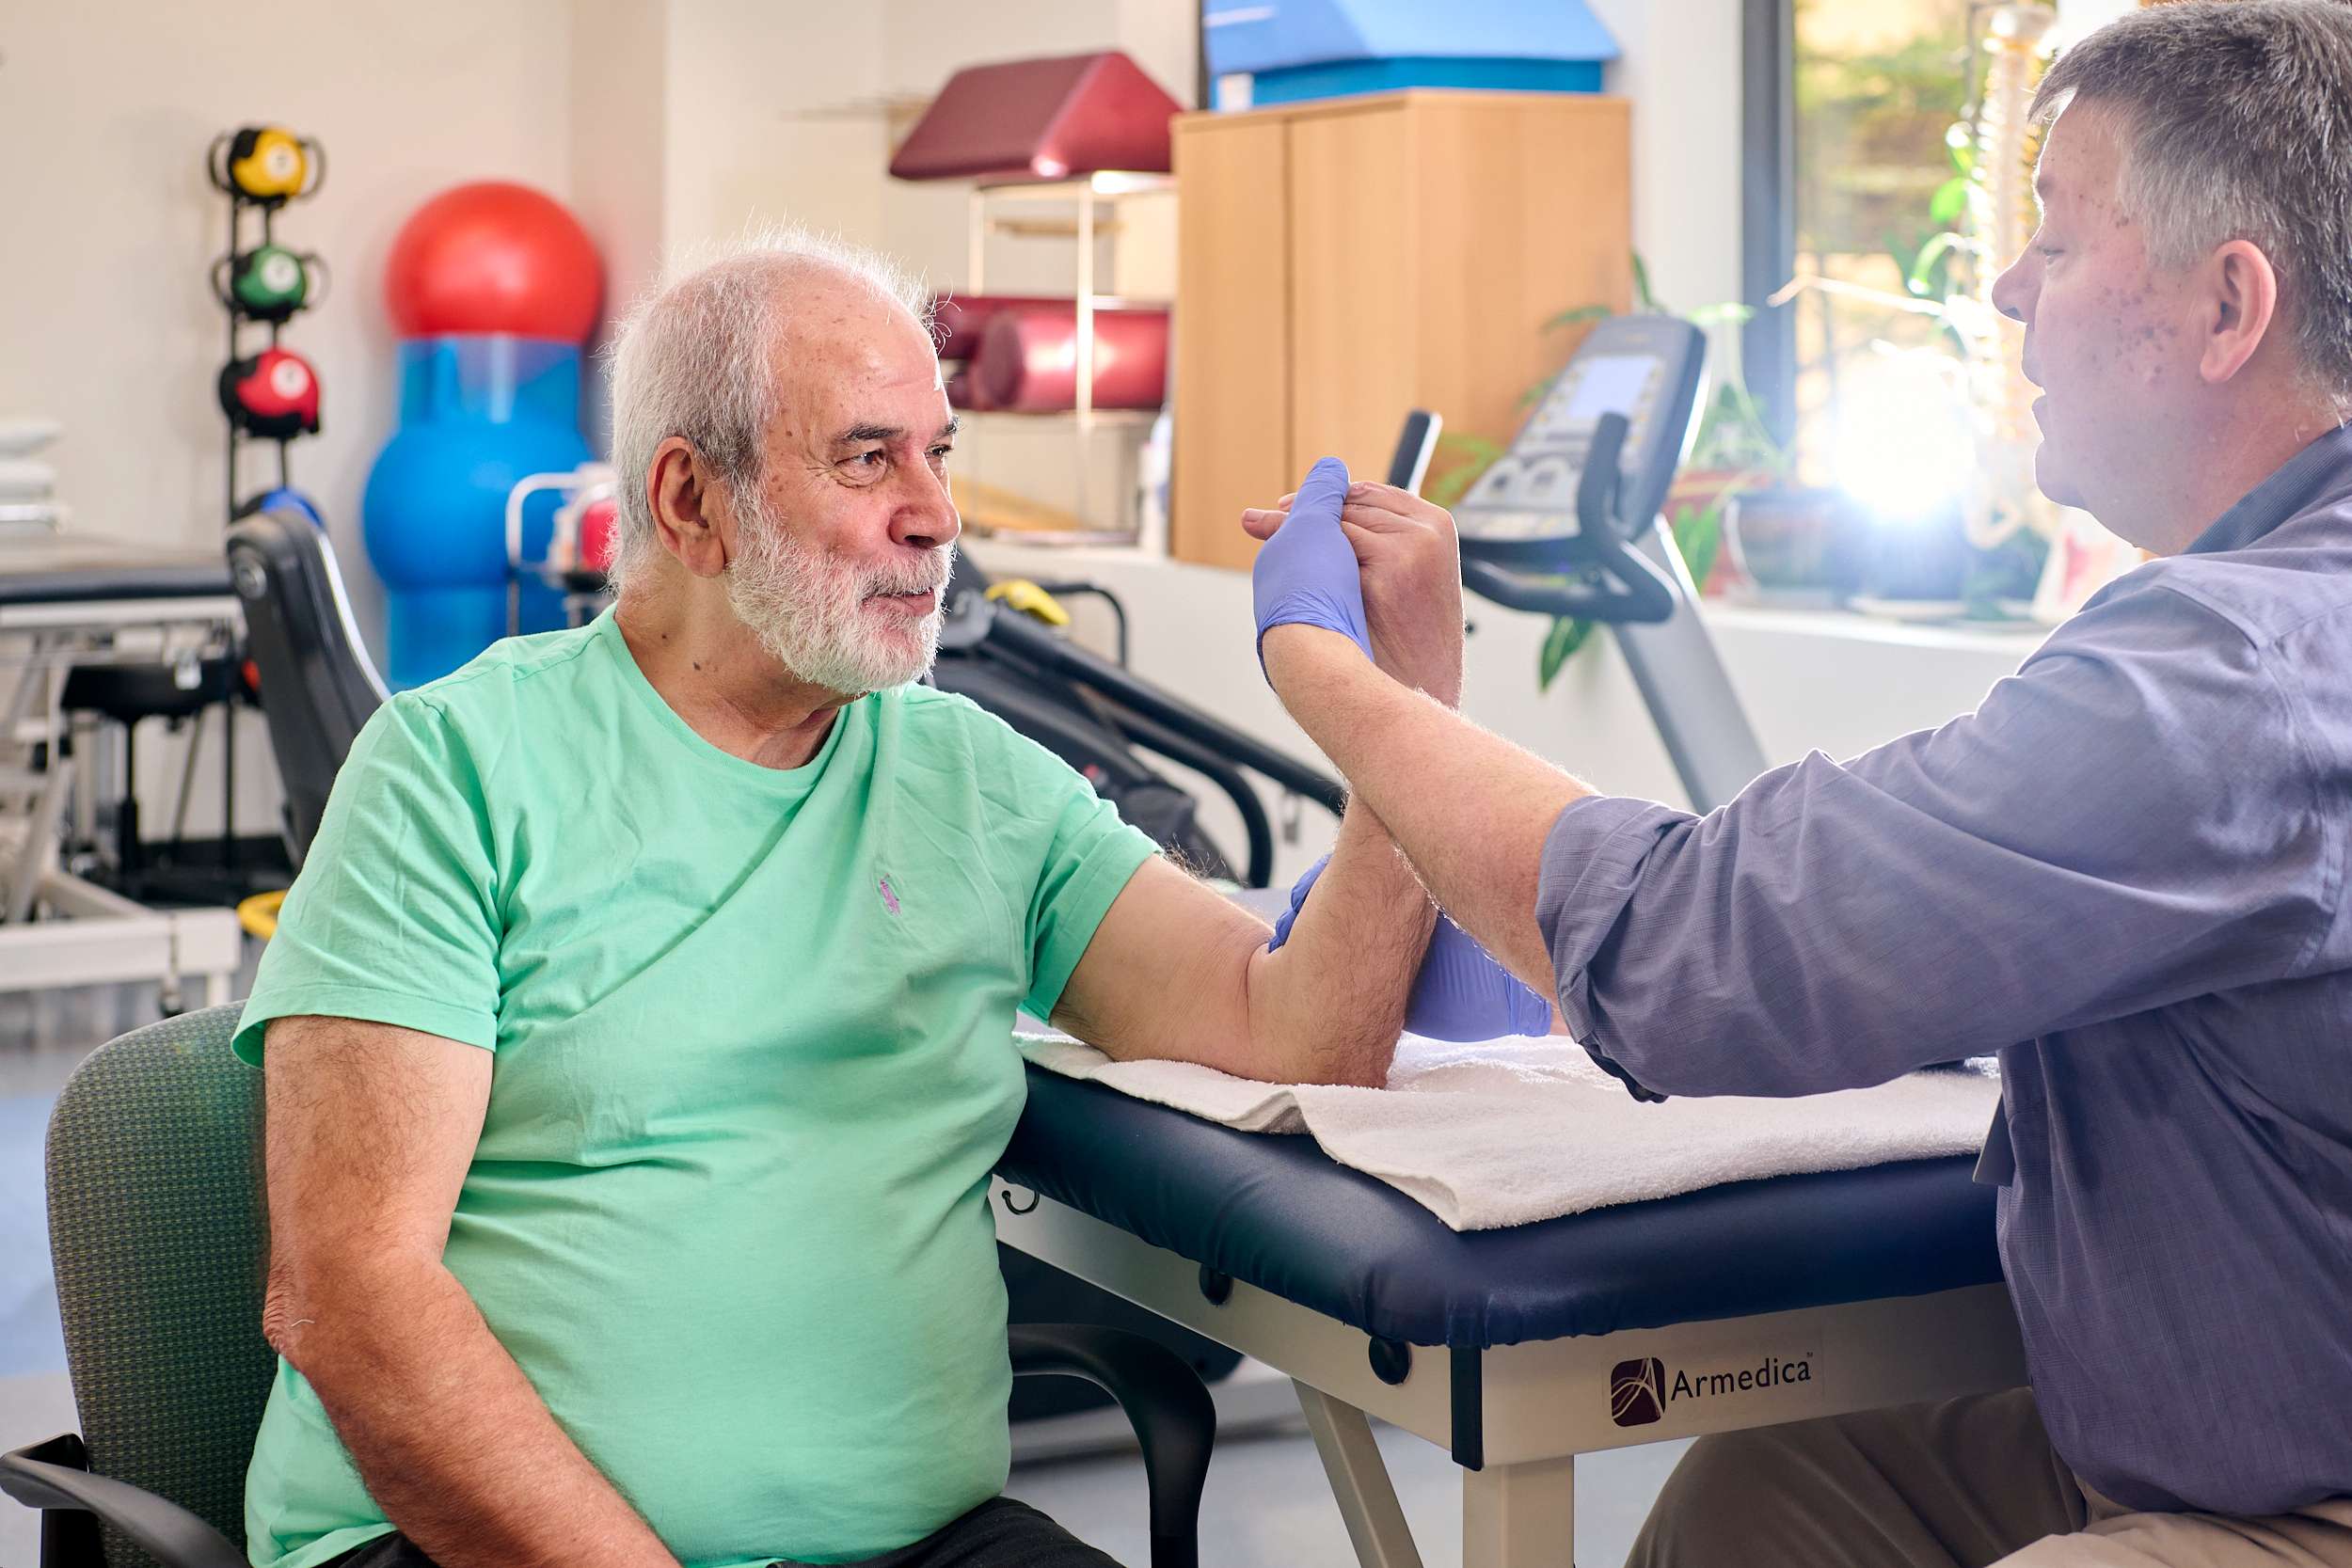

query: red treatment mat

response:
[889,52,1183,183]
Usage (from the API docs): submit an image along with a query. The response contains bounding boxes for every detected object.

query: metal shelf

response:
[971,171,1176,200]
[961,170,1176,545]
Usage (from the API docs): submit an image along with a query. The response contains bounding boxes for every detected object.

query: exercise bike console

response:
[1448,313,1708,623]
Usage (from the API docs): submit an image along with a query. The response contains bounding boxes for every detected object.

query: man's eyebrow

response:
[832,417,959,446]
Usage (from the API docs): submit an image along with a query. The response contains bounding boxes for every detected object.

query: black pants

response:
[327,1497,1120,1568]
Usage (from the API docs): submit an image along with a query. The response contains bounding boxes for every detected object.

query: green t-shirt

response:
[232,612,1156,1568]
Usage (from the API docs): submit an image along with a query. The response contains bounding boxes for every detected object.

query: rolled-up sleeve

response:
[1536,582,2337,1099]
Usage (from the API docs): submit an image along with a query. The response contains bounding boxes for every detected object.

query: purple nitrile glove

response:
[1410,913,1558,1041]
[1251,456,1372,682]
[1267,855,1555,1042]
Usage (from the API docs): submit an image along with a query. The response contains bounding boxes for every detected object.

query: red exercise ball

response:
[384,182,602,342]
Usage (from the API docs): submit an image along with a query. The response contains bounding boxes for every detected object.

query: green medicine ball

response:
[223,245,319,322]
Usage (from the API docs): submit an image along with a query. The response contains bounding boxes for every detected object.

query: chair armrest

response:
[1009,1323,1213,1568]
[1,1433,246,1568]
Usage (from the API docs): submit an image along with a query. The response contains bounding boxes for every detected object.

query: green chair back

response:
[45,1006,272,1565]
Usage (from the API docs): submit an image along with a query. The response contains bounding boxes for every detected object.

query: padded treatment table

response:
[0,533,233,618]
[995,1066,2026,1568]
[0,531,244,1005]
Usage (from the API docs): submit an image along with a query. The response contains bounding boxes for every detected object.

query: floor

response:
[0,968,1683,1567]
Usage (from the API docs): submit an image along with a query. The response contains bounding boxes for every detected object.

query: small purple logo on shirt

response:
[878,876,901,916]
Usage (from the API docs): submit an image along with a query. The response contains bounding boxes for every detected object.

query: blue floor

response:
[0,1091,63,1379]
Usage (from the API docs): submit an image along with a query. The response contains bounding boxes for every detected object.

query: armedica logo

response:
[1611,1358,1666,1426]
[1609,1353,1814,1428]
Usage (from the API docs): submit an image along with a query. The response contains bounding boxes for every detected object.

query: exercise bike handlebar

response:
[1458,548,1677,622]
[1390,403,1665,642]
[1422,409,1679,626]
[1384,410,1442,493]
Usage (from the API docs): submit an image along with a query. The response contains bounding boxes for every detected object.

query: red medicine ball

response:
[577,496,618,574]
[384,182,602,342]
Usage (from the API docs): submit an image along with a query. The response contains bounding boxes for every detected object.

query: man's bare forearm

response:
[1241,799,1435,1085]
[1263,626,1591,996]
[271,1259,678,1568]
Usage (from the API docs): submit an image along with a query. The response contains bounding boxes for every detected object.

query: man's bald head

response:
[605,229,936,598]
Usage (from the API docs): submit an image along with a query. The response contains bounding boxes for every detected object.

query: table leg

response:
[1295,1380,1425,1568]
[8,762,71,923]
[1463,1455,1576,1568]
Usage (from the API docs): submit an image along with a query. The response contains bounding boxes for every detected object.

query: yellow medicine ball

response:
[227,127,309,200]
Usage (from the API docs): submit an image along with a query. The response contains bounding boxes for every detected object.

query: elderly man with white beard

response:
[229,232,1458,1568]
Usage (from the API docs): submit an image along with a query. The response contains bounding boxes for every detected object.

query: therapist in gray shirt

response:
[1245,4,2352,1564]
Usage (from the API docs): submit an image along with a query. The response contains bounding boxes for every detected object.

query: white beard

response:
[724,494,954,695]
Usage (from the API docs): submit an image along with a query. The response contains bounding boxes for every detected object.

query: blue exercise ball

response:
[362,336,591,689]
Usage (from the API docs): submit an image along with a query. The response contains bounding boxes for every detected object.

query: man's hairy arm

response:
[262,1015,679,1568]
[1261,626,1589,994]
[1052,801,1434,1086]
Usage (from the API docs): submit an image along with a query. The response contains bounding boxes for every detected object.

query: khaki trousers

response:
[1626,1388,2352,1568]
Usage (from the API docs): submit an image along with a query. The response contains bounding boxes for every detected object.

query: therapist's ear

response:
[2199,239,2280,387]
[648,437,739,578]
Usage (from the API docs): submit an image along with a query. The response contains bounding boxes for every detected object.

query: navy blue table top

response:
[1000,1065,2003,1351]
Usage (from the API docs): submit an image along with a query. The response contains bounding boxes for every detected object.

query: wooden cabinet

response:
[1170,90,1632,571]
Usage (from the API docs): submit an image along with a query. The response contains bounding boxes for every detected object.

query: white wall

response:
[0,0,576,834]
[570,0,671,450]
[0,0,577,642]
[1587,0,1746,317]
[658,1,890,264]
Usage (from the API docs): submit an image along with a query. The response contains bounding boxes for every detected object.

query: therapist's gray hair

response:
[603,225,932,599]
[2031,0,2352,415]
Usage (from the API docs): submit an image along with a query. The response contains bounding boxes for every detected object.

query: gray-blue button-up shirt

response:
[1535,424,2352,1515]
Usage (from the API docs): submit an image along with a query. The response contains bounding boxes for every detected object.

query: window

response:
[1787,0,1976,488]
[1744,0,2148,610]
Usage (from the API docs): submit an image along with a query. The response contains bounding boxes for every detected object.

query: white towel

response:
[1019,1032,2001,1232]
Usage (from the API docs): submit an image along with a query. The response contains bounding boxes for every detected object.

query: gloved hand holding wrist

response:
[1268,855,1554,1042]
[1251,457,1372,682]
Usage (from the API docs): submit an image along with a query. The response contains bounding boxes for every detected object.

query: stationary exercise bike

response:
[1389,313,1769,815]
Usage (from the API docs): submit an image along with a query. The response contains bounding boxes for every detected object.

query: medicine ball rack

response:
[206,124,328,526]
